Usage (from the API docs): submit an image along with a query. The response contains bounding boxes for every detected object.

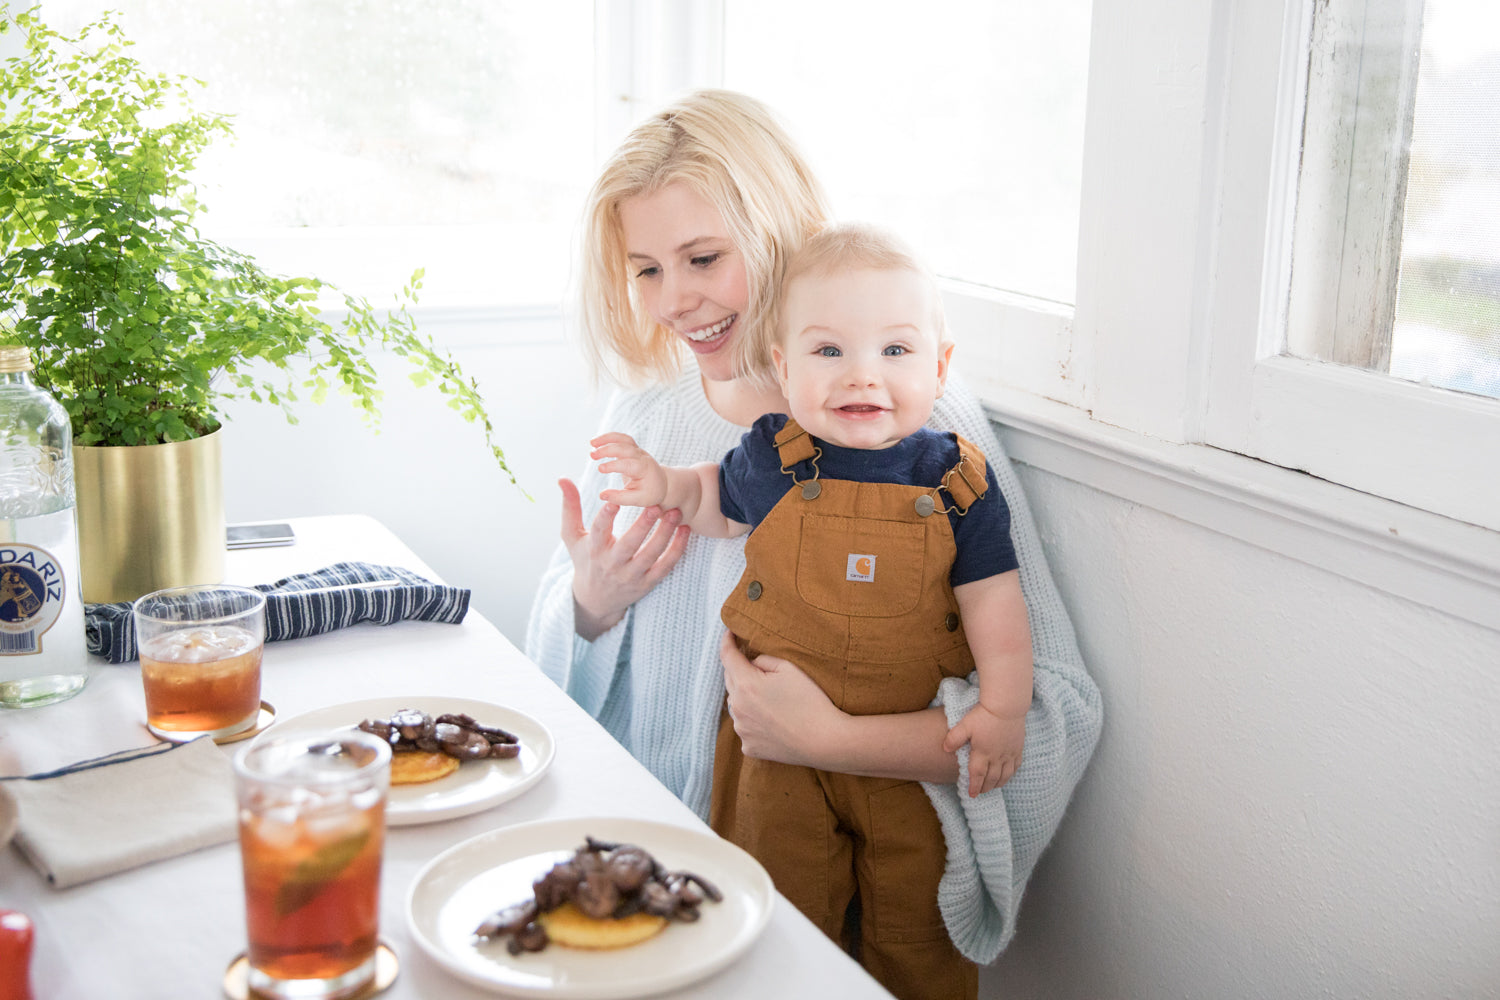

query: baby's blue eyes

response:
[814,345,910,358]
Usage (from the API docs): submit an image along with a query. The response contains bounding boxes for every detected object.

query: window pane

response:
[1288,0,1500,400]
[43,1,596,306]
[1391,0,1500,397]
[721,1,1090,305]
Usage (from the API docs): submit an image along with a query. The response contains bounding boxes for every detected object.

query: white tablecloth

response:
[0,514,892,1000]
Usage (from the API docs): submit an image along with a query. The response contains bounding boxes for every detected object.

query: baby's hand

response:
[942,702,1025,798]
[592,433,669,509]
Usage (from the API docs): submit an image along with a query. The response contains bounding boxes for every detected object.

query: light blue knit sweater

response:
[525,369,1102,964]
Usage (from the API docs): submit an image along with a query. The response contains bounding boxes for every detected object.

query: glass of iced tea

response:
[233,730,391,999]
[133,584,266,741]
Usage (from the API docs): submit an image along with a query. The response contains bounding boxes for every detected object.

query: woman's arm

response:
[525,521,630,715]
[526,385,693,721]
[721,633,960,784]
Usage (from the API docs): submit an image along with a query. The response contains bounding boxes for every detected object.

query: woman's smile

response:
[683,313,737,344]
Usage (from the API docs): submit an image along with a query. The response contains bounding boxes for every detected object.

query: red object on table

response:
[0,910,33,1000]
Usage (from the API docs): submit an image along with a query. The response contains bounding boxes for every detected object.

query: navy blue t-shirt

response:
[718,414,1017,587]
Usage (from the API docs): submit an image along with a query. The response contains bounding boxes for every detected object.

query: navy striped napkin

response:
[84,562,470,664]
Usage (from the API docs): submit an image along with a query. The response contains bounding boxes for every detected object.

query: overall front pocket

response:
[795,514,927,618]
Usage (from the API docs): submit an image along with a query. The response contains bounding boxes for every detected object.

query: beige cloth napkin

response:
[0,736,236,889]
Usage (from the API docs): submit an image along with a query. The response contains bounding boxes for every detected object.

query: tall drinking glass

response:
[133,584,266,741]
[233,730,392,999]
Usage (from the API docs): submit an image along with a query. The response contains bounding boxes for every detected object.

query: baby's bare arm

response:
[592,434,747,538]
[665,461,749,538]
[954,570,1033,718]
[945,570,1033,796]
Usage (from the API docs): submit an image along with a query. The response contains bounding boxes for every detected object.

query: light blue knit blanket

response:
[917,402,1104,964]
[922,656,1102,962]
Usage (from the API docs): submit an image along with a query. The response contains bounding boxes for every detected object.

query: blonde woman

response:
[525,90,1102,996]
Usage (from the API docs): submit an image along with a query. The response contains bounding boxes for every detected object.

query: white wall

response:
[982,439,1500,999]
[217,310,606,646]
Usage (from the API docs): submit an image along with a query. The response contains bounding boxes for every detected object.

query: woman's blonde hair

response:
[577,89,832,386]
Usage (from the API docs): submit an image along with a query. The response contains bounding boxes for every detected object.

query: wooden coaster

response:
[222,941,397,999]
[151,701,277,746]
[215,701,277,745]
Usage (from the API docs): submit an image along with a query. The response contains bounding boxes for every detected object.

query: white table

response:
[0,514,892,1000]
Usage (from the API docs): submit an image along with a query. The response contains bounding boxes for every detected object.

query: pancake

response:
[388,749,461,785]
[537,902,669,950]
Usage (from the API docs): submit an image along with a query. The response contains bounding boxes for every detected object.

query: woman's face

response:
[618,182,750,383]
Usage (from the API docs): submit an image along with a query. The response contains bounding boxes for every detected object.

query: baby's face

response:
[773,265,951,450]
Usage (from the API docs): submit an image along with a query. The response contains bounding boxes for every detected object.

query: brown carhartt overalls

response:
[709,419,988,1000]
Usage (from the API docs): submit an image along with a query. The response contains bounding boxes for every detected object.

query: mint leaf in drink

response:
[274,828,371,918]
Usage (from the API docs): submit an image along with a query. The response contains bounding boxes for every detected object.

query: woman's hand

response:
[720,632,843,766]
[720,633,962,784]
[558,478,690,641]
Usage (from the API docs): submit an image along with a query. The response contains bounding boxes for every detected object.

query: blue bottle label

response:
[0,543,67,655]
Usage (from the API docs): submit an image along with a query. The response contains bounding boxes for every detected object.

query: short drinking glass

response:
[133,584,266,741]
[234,730,392,999]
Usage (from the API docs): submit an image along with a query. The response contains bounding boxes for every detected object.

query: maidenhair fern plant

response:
[0,6,514,482]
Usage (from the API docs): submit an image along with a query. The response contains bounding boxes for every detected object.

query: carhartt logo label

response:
[846,554,875,582]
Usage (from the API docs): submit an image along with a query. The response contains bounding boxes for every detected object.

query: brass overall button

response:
[914,494,935,517]
[801,481,821,500]
[944,612,960,631]
[747,580,763,600]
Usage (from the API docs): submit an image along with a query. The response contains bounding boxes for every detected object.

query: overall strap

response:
[940,435,989,514]
[774,418,821,482]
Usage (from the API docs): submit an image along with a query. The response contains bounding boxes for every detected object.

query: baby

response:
[592,221,1033,988]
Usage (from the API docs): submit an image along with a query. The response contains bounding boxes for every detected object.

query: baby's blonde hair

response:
[765,221,949,353]
[577,90,832,387]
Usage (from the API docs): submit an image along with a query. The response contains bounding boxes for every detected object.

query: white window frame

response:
[942,282,1080,410]
[968,0,1499,535]
[1200,0,1500,533]
[950,0,1500,630]
[594,0,723,157]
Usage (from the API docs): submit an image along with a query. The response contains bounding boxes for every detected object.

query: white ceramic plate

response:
[267,697,554,826]
[407,816,776,999]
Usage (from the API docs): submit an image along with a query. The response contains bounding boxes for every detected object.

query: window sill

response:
[975,383,1500,633]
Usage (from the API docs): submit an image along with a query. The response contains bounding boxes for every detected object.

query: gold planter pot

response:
[75,431,225,604]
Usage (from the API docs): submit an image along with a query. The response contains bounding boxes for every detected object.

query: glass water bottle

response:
[0,346,89,708]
